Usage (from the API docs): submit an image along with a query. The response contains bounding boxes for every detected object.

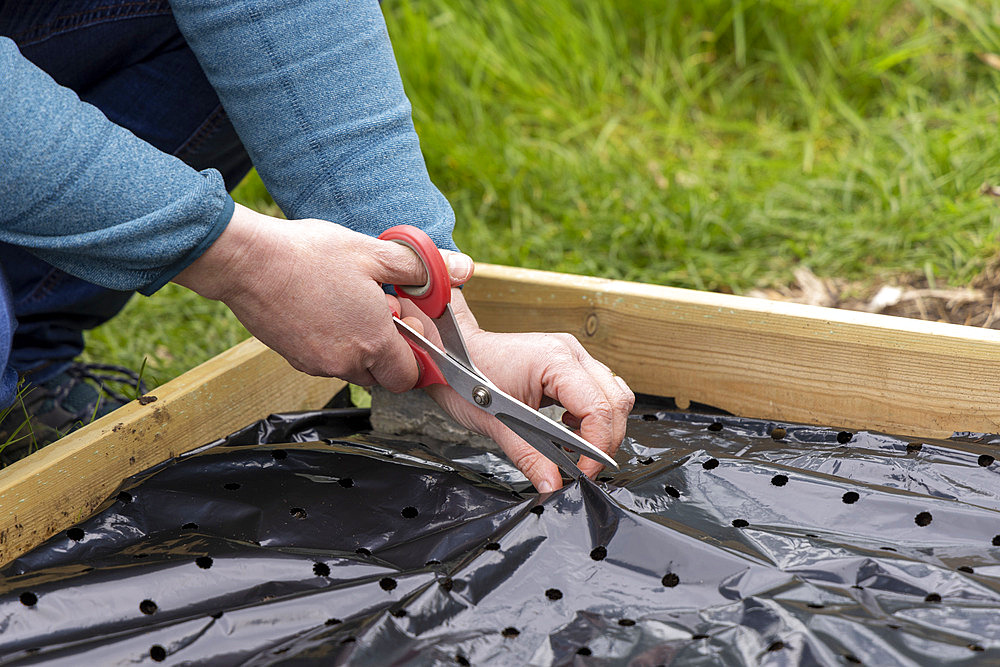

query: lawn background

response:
[85,0,1000,388]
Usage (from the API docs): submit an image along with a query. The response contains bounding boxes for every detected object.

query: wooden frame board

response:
[3,263,1000,566]
[464,264,1000,438]
[0,338,344,567]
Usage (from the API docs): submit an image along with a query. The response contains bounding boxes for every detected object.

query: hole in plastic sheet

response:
[771,474,788,487]
[139,599,158,615]
[978,454,995,467]
[391,608,407,618]
[380,577,398,591]
[455,655,471,666]
[325,618,342,626]
[661,573,680,587]
[356,548,372,557]
[271,449,287,460]
[210,611,223,619]
[480,472,494,479]
[530,506,544,516]
[970,644,985,652]
[770,427,786,440]
[182,522,198,530]
[19,591,37,607]
[590,546,607,561]
[545,588,563,601]
[485,542,501,551]
[425,559,441,567]
[664,485,681,498]
[341,636,356,644]
[842,491,860,504]
[150,645,166,662]
[132,553,150,559]
[959,565,975,574]
[642,414,658,421]
[66,527,84,541]
[577,647,592,656]
[196,556,213,569]
[338,477,354,488]
[223,482,241,491]
[440,578,454,592]
[117,491,132,504]
[290,507,307,519]
[702,458,719,470]
[401,506,419,519]
[837,431,853,444]
[707,422,723,432]
[640,456,655,465]
[807,603,824,609]
[993,535,1000,547]
[907,442,922,453]
[925,593,942,603]
[501,627,520,638]
[914,511,933,527]
[313,562,330,577]
[618,618,636,626]
[881,547,896,552]
[732,519,749,528]
[768,641,785,652]
[691,634,709,640]
[844,654,861,664]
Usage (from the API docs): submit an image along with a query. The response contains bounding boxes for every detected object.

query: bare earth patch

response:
[748,257,1000,329]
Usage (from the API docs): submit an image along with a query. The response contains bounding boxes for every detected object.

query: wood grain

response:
[0,338,344,567]
[463,264,1000,438]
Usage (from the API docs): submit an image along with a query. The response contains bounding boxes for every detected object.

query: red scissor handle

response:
[379,225,450,388]
[378,224,450,319]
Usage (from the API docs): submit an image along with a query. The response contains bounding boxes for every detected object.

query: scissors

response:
[378,225,619,481]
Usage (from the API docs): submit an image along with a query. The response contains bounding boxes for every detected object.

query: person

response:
[0,0,634,492]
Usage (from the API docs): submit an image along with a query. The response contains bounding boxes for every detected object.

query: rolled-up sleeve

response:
[168,0,458,251]
[0,37,234,296]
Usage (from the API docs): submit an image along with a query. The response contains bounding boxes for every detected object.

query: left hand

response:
[397,289,634,493]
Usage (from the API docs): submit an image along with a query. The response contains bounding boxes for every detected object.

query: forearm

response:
[0,38,233,295]
[168,0,458,250]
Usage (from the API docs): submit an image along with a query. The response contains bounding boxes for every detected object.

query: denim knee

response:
[0,271,17,409]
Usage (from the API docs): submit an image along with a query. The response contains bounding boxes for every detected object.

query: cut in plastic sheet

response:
[2,405,1000,665]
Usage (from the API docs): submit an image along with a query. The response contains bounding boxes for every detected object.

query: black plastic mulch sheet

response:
[3,406,1000,665]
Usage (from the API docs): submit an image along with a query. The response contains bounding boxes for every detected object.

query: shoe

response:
[0,362,145,467]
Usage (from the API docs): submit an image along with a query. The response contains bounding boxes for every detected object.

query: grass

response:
[85,0,1000,384]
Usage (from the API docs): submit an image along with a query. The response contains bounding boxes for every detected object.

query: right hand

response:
[173,203,473,391]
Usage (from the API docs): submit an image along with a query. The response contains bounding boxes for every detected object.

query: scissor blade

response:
[493,412,585,481]
[393,318,619,471]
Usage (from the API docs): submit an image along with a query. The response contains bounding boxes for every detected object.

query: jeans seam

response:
[16,268,66,309]
[10,1,173,47]
[173,104,227,157]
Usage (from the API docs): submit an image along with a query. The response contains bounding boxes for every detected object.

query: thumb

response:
[441,250,475,286]
[369,239,474,288]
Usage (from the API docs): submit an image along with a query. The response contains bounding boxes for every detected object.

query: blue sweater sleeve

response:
[167,0,458,252]
[0,38,234,297]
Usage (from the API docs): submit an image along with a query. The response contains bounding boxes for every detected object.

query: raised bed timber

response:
[3,263,1000,567]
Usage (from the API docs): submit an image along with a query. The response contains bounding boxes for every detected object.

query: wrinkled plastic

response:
[3,405,1000,665]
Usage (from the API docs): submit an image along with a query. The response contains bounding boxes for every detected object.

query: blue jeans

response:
[0,1,252,407]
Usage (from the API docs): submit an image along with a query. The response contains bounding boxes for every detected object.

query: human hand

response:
[399,290,634,492]
[173,204,473,390]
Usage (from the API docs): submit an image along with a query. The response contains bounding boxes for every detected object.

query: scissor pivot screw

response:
[472,385,492,407]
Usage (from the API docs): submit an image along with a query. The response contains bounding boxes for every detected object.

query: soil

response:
[746,255,1000,329]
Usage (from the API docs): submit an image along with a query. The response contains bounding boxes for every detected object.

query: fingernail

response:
[446,253,474,281]
[537,480,554,494]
